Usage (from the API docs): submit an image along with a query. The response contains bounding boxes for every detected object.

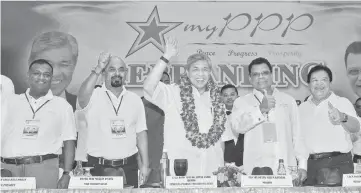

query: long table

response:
[2,187,361,193]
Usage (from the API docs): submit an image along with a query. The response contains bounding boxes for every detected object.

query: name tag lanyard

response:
[25,93,50,119]
[254,94,270,120]
[106,91,124,116]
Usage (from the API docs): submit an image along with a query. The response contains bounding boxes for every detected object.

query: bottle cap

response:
[279,159,284,163]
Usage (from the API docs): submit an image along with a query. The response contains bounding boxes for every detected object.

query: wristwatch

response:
[341,113,348,123]
[63,171,70,176]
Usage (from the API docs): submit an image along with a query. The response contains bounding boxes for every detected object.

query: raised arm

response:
[143,37,178,98]
[78,52,110,109]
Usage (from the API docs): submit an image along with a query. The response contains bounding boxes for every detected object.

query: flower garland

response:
[179,76,227,149]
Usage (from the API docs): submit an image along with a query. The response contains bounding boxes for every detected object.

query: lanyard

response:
[106,91,123,116]
[254,94,270,120]
[25,93,50,119]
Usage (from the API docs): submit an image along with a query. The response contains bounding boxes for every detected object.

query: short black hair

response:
[221,84,238,95]
[29,59,53,74]
[345,41,361,67]
[355,97,361,105]
[307,64,332,83]
[163,71,170,79]
[248,57,273,74]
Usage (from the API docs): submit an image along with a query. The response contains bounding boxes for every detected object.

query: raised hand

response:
[98,52,111,69]
[259,89,276,113]
[163,37,178,60]
[328,102,342,125]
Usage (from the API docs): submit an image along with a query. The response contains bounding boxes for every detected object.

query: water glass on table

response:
[174,159,188,176]
[288,166,301,187]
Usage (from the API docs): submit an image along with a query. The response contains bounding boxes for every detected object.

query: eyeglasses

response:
[250,71,271,78]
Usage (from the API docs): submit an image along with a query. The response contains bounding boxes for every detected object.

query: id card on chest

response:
[110,118,126,139]
[23,120,40,139]
[262,114,278,143]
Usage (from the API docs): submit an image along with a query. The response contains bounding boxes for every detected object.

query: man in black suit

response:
[220,84,244,166]
[28,31,79,171]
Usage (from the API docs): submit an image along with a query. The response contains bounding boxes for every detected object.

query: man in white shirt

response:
[221,84,244,166]
[1,59,76,188]
[77,53,149,187]
[1,75,15,96]
[144,38,228,176]
[229,57,306,181]
[299,64,360,186]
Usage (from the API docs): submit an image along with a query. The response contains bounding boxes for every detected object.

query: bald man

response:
[76,53,150,187]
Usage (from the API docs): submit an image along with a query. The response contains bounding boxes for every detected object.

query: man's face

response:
[104,57,127,88]
[249,63,273,91]
[27,63,53,93]
[32,46,76,96]
[308,70,331,100]
[355,100,361,117]
[161,73,170,84]
[346,53,361,97]
[187,60,211,91]
[221,87,238,108]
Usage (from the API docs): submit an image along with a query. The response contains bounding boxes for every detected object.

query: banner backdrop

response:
[2,1,361,104]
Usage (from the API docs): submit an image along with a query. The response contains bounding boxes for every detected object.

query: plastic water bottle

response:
[277,159,287,175]
[73,160,84,176]
[160,150,170,188]
[355,159,361,174]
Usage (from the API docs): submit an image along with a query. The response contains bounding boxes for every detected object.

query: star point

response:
[126,6,183,57]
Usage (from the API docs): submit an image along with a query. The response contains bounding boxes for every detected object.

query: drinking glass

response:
[174,159,188,176]
[288,166,301,187]
[83,167,94,177]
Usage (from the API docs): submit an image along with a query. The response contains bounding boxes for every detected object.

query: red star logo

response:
[126,6,183,57]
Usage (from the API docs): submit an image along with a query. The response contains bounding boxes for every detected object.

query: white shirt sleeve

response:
[74,110,88,161]
[143,82,176,111]
[290,98,308,170]
[61,103,77,141]
[136,97,148,133]
[230,97,265,134]
[338,97,360,133]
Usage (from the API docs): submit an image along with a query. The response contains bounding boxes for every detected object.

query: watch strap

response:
[160,56,169,64]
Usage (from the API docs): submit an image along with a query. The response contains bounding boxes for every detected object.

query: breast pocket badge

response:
[23,120,40,139]
[110,119,126,139]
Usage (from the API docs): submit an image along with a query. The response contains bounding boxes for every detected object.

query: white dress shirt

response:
[76,85,147,159]
[298,92,358,169]
[1,89,77,157]
[229,88,303,174]
[144,82,229,176]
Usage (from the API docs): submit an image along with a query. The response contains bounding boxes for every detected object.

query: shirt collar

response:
[308,91,335,105]
[102,83,127,99]
[25,88,54,101]
[191,85,209,98]
[252,87,278,100]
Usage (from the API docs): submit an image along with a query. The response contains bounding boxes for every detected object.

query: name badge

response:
[262,122,277,143]
[23,120,40,139]
[342,174,361,187]
[165,176,217,189]
[110,119,126,139]
[241,175,293,187]
[0,177,36,190]
[68,176,123,189]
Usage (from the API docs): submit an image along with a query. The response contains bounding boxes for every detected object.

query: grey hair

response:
[186,53,212,70]
[28,31,79,64]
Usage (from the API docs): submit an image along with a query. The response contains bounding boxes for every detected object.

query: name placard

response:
[68,176,123,189]
[241,175,293,187]
[0,177,36,190]
[342,174,361,187]
[165,176,217,189]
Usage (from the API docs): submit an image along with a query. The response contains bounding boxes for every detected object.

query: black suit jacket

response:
[65,90,77,112]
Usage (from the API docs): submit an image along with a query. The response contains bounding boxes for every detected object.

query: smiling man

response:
[1,59,76,188]
[299,64,360,186]
[29,31,78,111]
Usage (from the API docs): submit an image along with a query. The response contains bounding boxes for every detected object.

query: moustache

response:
[111,75,122,80]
